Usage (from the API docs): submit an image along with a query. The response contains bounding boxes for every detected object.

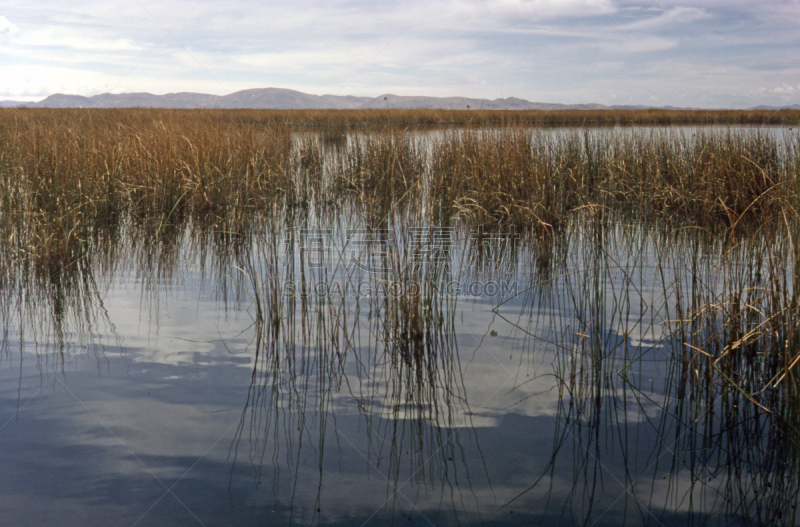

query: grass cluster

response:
[0,110,298,272]
[333,131,424,221]
[431,128,798,233]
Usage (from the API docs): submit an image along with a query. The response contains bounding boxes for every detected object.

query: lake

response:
[1,119,798,526]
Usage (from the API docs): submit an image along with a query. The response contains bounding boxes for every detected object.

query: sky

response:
[0,0,798,108]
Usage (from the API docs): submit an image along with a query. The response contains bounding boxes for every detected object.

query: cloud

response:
[593,61,624,72]
[617,6,710,30]
[23,27,142,51]
[0,0,798,107]
[0,15,19,45]
[451,0,618,20]
[765,83,800,95]
[0,16,18,34]
[616,36,679,53]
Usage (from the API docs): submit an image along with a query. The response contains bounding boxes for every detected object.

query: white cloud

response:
[618,6,710,30]
[0,15,19,45]
[616,36,680,53]
[0,0,798,106]
[771,83,800,94]
[23,27,142,51]
[0,15,18,34]
[0,64,114,98]
[450,0,618,20]
[0,64,257,99]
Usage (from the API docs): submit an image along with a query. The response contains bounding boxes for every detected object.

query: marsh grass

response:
[430,128,795,233]
[3,108,800,523]
[1,110,796,247]
[10,107,796,130]
[220,217,484,516]
[2,109,798,390]
[1,110,797,367]
[489,218,800,524]
[332,131,425,222]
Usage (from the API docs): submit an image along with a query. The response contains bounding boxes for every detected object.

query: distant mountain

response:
[22,87,672,111]
[33,94,94,108]
[747,104,800,110]
[0,100,27,107]
[15,88,790,111]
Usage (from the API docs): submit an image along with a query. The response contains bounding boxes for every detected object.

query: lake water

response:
[1,126,798,526]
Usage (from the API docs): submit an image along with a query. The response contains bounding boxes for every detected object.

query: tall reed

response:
[429,128,795,233]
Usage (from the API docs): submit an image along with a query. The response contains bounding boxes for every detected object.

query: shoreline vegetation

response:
[0,109,798,382]
[1,108,796,229]
[1,108,797,366]
[3,106,799,128]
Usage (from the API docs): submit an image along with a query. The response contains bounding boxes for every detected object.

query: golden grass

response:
[4,106,799,132]
[2,108,799,525]
[430,128,797,234]
[0,108,797,270]
[333,131,424,221]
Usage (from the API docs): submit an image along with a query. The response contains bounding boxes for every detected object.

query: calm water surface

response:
[1,126,797,526]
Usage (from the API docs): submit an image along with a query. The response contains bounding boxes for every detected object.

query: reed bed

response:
[1,110,796,235]
[4,108,800,525]
[0,109,299,216]
[1,166,799,524]
[219,107,800,129]
[0,109,797,388]
[332,131,425,221]
[490,219,800,525]
[1,110,797,349]
[430,128,797,233]
[8,107,798,130]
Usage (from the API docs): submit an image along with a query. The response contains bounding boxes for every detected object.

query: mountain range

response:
[1,88,798,111]
[2,88,662,110]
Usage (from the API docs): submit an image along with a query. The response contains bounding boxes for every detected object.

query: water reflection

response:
[1,154,799,526]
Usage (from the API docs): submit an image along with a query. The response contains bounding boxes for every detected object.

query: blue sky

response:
[1,0,798,107]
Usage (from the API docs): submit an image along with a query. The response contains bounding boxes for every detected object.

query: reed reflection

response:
[0,119,797,525]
